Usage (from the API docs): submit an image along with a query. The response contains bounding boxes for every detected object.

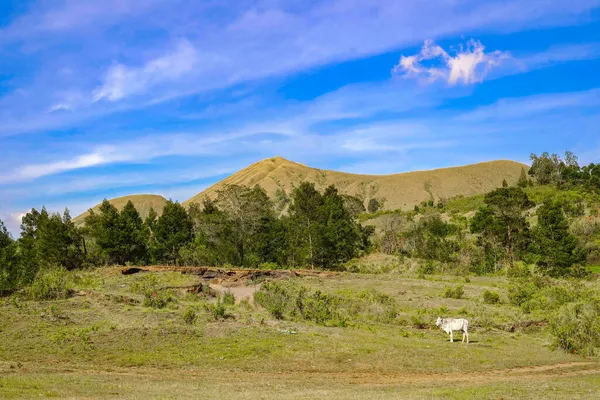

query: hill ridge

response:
[183,157,528,211]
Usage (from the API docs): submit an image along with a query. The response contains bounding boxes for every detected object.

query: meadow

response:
[2,265,599,399]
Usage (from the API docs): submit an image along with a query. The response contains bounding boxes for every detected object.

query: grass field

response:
[1,267,600,399]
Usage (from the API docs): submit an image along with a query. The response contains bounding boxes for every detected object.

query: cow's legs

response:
[450,331,453,342]
[462,331,465,342]
[466,331,469,344]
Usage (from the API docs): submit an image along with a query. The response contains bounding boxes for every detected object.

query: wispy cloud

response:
[93,40,199,102]
[393,39,510,85]
[458,88,600,121]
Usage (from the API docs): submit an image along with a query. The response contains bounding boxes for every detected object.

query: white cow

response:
[436,317,469,343]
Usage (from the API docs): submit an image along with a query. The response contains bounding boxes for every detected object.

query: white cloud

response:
[93,40,199,102]
[16,151,116,181]
[393,39,510,85]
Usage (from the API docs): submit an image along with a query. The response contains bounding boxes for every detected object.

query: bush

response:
[183,306,197,324]
[258,262,282,270]
[29,267,72,301]
[482,290,500,304]
[209,297,227,320]
[143,289,176,309]
[549,302,600,356]
[443,285,464,299]
[254,281,295,320]
[222,291,235,305]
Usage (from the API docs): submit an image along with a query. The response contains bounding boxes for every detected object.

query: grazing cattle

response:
[436,317,469,343]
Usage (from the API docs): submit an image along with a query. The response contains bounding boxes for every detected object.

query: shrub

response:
[143,289,176,309]
[29,267,72,301]
[183,306,197,324]
[222,291,235,305]
[482,290,500,304]
[417,262,436,276]
[258,262,282,270]
[549,302,600,356]
[209,297,226,320]
[507,278,539,307]
[130,274,159,294]
[254,281,295,320]
[443,285,464,299]
[298,290,345,326]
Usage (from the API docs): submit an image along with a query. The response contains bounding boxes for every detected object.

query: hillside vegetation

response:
[183,156,526,211]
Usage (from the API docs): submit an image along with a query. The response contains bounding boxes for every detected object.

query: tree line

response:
[377,151,597,278]
[1,182,371,291]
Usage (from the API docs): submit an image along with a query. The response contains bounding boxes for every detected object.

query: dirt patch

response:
[209,283,261,303]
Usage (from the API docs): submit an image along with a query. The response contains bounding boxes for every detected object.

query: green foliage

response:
[533,202,585,277]
[143,289,176,309]
[208,297,227,320]
[222,291,235,305]
[549,302,600,356]
[482,290,500,304]
[154,200,193,265]
[367,198,380,213]
[517,167,529,188]
[253,281,295,319]
[29,267,72,301]
[402,215,460,263]
[183,306,197,325]
[0,220,19,291]
[443,285,464,299]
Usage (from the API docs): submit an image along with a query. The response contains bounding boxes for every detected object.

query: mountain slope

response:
[183,156,528,211]
[73,194,167,226]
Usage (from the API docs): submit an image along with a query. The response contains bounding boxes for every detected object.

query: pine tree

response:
[0,220,19,290]
[120,200,147,264]
[534,202,585,277]
[517,167,528,188]
[318,185,362,268]
[154,200,193,265]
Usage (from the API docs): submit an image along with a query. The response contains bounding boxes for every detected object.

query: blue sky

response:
[1,0,600,235]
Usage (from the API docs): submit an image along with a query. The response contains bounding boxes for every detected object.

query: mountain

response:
[183,156,527,211]
[73,194,167,226]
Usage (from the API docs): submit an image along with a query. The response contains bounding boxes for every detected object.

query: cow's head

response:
[435,317,443,327]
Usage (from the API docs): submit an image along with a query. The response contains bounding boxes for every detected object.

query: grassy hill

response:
[73,194,167,226]
[183,156,527,211]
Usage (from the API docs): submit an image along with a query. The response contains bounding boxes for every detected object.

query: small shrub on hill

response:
[482,290,500,304]
[183,306,197,325]
[443,285,464,299]
[208,297,227,320]
[143,289,176,309]
[29,267,72,301]
[222,291,235,305]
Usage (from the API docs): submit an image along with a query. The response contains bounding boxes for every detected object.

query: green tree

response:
[533,202,585,277]
[154,200,193,264]
[85,200,125,264]
[0,220,19,291]
[471,187,533,264]
[36,209,84,270]
[18,208,43,284]
[502,179,508,188]
[529,152,561,185]
[216,185,275,267]
[517,167,529,188]
[367,198,380,213]
[120,200,148,263]
[289,182,324,268]
[317,186,363,267]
